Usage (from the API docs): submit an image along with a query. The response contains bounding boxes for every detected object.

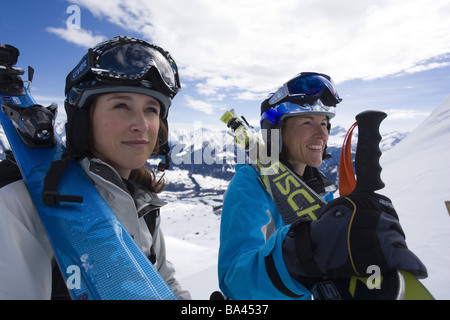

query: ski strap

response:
[42,157,83,206]
[260,161,326,224]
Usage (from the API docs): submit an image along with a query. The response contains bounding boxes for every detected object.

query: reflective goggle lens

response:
[95,43,179,92]
[288,74,336,96]
[269,73,339,106]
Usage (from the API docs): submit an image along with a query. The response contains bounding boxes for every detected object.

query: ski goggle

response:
[66,36,181,98]
[261,100,335,126]
[268,72,341,107]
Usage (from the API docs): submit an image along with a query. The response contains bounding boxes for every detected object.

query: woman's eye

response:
[114,103,129,110]
[145,106,160,116]
[147,107,158,114]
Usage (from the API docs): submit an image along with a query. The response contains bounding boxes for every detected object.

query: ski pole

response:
[353,110,387,193]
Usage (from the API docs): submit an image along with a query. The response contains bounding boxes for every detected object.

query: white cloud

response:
[46,27,106,48]
[67,0,450,100]
[184,95,217,115]
[403,61,450,75]
[384,109,430,120]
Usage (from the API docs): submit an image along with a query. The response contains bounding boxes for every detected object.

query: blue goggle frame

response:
[268,72,341,107]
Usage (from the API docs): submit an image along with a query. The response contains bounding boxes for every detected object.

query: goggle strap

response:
[65,49,94,94]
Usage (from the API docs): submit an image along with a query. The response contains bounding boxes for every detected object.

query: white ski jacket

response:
[0,157,191,300]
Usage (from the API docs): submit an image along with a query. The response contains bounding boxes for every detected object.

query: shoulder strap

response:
[259,161,327,225]
[143,208,160,264]
[0,150,22,188]
[51,264,71,300]
[143,208,159,236]
[42,154,83,206]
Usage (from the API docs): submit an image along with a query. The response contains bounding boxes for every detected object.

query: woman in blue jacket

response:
[218,72,427,300]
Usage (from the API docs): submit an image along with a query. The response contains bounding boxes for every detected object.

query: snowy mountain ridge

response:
[0,120,407,193]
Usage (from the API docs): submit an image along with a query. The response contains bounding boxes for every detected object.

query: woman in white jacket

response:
[0,36,191,299]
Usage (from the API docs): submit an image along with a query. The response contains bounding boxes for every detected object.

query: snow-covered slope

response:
[381,95,450,299]
[165,96,450,300]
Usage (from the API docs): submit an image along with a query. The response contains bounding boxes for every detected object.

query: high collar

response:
[79,157,167,218]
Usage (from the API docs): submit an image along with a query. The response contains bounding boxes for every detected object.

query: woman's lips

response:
[122,140,149,148]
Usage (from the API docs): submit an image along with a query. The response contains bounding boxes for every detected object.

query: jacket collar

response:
[79,157,167,218]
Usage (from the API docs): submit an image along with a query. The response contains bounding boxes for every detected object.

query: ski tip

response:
[400,270,435,300]
[220,110,234,125]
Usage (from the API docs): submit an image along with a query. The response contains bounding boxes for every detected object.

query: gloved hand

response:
[286,192,428,279]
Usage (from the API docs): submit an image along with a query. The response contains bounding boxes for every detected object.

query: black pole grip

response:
[353,110,387,193]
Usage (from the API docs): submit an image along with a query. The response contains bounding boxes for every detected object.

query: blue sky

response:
[1,0,450,134]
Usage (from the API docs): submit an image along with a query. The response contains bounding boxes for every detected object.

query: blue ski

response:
[0,46,177,300]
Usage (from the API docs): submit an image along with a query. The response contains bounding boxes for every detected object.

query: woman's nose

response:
[314,124,328,138]
[130,111,149,132]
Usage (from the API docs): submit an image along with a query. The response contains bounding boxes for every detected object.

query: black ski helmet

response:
[64,36,181,159]
[260,72,342,157]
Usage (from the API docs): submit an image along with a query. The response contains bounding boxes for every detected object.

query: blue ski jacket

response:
[218,164,334,300]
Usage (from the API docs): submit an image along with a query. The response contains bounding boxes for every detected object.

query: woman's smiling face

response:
[282,114,329,175]
[90,92,161,178]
